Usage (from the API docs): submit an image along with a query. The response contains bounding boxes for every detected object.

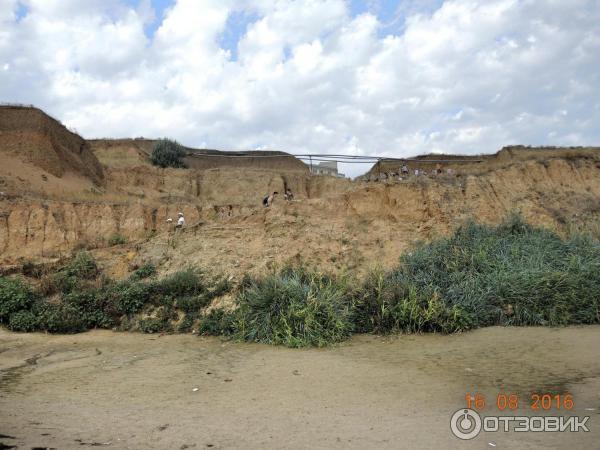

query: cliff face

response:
[1,157,598,272]
[367,145,600,178]
[0,201,199,261]
[103,167,337,205]
[0,167,353,264]
[185,150,309,172]
[0,106,104,186]
[126,157,600,277]
[345,158,600,230]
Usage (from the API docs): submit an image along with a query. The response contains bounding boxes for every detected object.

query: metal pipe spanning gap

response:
[187,152,485,163]
[187,153,376,159]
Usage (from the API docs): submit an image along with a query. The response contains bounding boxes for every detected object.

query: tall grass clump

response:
[386,214,600,328]
[352,269,472,334]
[227,268,354,347]
[107,233,127,246]
[150,138,187,168]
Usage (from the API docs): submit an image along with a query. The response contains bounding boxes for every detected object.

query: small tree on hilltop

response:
[150,138,187,168]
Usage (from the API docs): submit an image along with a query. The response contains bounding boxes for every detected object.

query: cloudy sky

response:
[1,0,599,176]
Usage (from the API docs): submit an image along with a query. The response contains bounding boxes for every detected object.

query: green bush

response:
[388,289,473,333]
[63,290,115,329]
[150,138,187,168]
[109,281,152,315]
[0,277,38,322]
[8,310,39,332]
[231,270,354,347]
[199,309,237,336]
[152,268,207,297]
[45,252,100,295]
[107,233,127,246]
[49,271,80,294]
[138,317,171,333]
[1,263,231,334]
[130,263,157,281]
[62,252,99,279]
[177,313,197,332]
[35,301,88,333]
[176,295,211,313]
[352,269,401,333]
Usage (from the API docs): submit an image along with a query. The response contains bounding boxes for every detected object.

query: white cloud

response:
[1,0,599,177]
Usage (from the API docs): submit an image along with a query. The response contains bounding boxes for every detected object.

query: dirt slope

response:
[121,156,600,278]
[0,106,104,195]
[4,155,597,276]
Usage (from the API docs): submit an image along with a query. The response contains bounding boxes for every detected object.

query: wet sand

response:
[1,326,599,449]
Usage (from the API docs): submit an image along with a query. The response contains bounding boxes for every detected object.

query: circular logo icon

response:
[450,408,482,440]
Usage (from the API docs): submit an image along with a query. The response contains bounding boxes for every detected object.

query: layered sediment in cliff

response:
[0,106,104,185]
[2,156,598,276]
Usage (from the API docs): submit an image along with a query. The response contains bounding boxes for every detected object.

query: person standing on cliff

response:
[263,192,278,207]
[175,212,185,229]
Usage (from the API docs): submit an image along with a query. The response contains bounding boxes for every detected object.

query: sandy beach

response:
[1,326,599,449]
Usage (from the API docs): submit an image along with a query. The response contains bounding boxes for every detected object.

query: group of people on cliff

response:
[369,163,454,182]
[166,187,294,231]
[262,188,293,207]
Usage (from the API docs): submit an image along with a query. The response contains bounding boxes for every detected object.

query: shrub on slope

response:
[150,138,187,168]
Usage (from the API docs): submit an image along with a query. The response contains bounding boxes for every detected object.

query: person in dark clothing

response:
[263,191,278,207]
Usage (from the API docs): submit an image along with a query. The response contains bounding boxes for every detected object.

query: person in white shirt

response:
[176,212,185,229]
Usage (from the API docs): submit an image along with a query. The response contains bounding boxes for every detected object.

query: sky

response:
[1,0,599,177]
